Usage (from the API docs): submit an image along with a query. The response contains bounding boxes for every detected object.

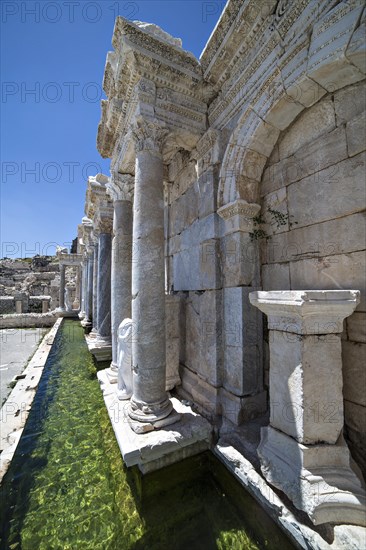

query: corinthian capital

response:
[107,172,134,203]
[131,118,169,155]
[95,203,114,234]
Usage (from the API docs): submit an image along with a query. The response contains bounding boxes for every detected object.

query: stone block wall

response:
[0,297,15,314]
[167,153,266,424]
[260,80,366,476]
[166,153,224,420]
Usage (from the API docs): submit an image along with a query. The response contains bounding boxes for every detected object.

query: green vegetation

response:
[0,320,293,550]
[250,207,298,241]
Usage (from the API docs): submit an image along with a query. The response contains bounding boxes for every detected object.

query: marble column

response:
[79,259,87,319]
[59,264,66,310]
[90,240,99,336]
[250,290,366,526]
[128,119,178,431]
[82,249,94,328]
[106,174,133,382]
[73,266,81,309]
[95,215,113,341]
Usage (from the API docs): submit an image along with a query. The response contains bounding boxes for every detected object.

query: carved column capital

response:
[131,118,169,156]
[107,172,134,203]
[217,199,261,235]
[96,214,113,234]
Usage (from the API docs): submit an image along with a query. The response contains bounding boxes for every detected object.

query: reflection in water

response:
[0,320,293,550]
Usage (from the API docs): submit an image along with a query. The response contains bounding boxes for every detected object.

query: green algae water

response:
[0,320,294,550]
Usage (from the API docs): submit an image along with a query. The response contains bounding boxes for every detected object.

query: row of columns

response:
[79,119,176,431]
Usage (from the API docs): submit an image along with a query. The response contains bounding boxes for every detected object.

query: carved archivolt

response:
[218,1,365,208]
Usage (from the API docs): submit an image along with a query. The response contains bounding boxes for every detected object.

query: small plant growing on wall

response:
[250,208,297,241]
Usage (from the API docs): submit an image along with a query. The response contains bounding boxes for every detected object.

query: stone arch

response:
[217,1,365,209]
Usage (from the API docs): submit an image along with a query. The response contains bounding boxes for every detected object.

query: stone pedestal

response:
[128,119,179,432]
[105,174,133,384]
[250,290,366,526]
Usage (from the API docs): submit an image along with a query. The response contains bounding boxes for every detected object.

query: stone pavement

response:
[0,328,47,405]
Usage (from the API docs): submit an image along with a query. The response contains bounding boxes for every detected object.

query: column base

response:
[258,426,366,526]
[117,388,132,401]
[85,335,112,362]
[127,395,178,434]
[105,362,118,384]
[78,310,86,320]
[81,317,92,329]
[97,369,212,473]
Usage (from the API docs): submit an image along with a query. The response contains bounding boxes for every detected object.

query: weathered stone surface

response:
[334,80,366,125]
[307,2,365,92]
[98,371,212,473]
[129,127,173,427]
[290,250,366,311]
[184,290,223,387]
[219,387,267,425]
[261,212,366,265]
[261,186,289,236]
[346,114,366,157]
[215,443,366,550]
[177,364,220,418]
[258,426,366,526]
[223,287,263,397]
[345,400,366,479]
[221,231,260,287]
[342,341,366,406]
[346,8,366,75]
[261,126,348,196]
[288,152,366,229]
[251,290,365,525]
[173,214,222,291]
[197,168,219,219]
[269,330,344,444]
[262,263,290,290]
[165,294,181,390]
[347,311,366,343]
[278,98,335,160]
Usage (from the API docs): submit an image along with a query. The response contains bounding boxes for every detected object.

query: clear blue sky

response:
[1,0,223,258]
